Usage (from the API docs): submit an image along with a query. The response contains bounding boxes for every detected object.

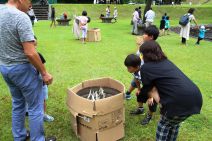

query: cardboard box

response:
[67,77,125,141]
[86,28,101,42]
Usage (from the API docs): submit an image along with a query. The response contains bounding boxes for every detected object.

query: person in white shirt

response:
[79,11,89,44]
[145,8,155,27]
[106,6,110,17]
[132,8,140,35]
[113,7,118,22]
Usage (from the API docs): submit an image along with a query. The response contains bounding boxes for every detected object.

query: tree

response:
[142,0,152,23]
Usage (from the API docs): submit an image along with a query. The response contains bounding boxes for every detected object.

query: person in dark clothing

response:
[138,6,142,19]
[50,7,56,27]
[160,16,166,36]
[138,40,202,141]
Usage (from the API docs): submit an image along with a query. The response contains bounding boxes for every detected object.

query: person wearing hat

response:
[196,25,209,45]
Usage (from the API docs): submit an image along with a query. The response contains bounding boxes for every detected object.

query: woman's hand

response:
[147,97,154,106]
[136,90,140,96]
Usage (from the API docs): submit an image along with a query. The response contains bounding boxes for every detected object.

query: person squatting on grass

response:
[125,40,203,141]
[125,25,160,125]
[0,0,56,140]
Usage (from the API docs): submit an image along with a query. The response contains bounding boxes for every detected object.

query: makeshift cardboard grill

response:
[67,78,125,141]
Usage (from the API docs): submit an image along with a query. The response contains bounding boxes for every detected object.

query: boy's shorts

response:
[131,79,137,88]
[43,85,48,100]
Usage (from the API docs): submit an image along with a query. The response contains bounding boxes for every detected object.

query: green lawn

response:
[0,7,212,141]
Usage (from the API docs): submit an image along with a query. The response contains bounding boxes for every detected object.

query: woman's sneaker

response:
[130,107,144,115]
[44,114,54,122]
[141,113,152,125]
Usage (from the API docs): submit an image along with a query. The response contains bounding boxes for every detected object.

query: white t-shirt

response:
[79,16,88,29]
[113,9,118,18]
[106,8,110,14]
[133,11,139,22]
[145,10,155,22]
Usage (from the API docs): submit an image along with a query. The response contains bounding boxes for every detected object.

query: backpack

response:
[179,14,190,26]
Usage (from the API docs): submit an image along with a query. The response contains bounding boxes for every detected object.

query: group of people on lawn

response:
[0,0,204,141]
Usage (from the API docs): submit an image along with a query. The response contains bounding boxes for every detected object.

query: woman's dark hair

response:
[82,11,87,16]
[87,16,91,23]
[124,54,141,67]
[166,16,169,20]
[139,41,167,62]
[188,8,195,14]
[144,25,159,40]
[135,8,138,11]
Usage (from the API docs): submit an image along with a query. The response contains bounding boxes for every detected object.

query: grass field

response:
[52,4,212,21]
[0,5,212,141]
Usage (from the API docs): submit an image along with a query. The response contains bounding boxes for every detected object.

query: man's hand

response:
[42,72,53,85]
[147,97,154,106]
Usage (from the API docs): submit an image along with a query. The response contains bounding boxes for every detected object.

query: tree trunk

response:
[143,0,153,24]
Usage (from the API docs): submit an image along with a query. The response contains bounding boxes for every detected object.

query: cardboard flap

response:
[70,114,78,137]
[82,77,111,88]
[97,123,125,141]
[78,125,96,141]
[67,88,96,118]
[108,78,125,93]
[95,94,124,115]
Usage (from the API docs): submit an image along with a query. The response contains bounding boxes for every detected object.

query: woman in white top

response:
[180,8,198,45]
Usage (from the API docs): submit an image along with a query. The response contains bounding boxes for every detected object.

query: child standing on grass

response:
[165,16,170,35]
[196,25,208,45]
[159,16,166,36]
[79,11,89,44]
[26,36,54,122]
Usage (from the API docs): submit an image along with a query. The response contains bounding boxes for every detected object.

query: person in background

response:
[165,16,170,35]
[196,25,209,45]
[145,7,155,27]
[138,6,142,19]
[180,8,198,45]
[159,16,166,36]
[50,7,56,27]
[79,11,89,44]
[106,5,110,17]
[132,8,140,35]
[113,7,118,22]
